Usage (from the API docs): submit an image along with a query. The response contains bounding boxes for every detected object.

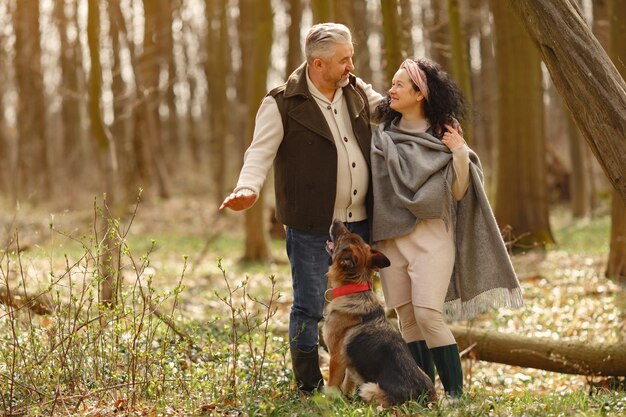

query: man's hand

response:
[219,190,258,211]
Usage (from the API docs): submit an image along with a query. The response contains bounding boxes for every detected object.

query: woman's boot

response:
[407,340,435,383]
[430,344,463,397]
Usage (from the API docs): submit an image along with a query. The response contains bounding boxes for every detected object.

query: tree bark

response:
[54,0,84,187]
[447,0,473,144]
[239,0,273,262]
[331,0,353,26]
[606,0,626,283]
[351,1,373,84]
[285,0,303,77]
[451,325,626,376]
[87,0,120,307]
[14,0,50,200]
[310,0,332,23]
[508,0,626,203]
[139,0,171,199]
[381,0,404,83]
[467,0,496,175]
[423,0,451,72]
[205,0,230,207]
[606,192,626,282]
[567,114,592,217]
[492,0,555,250]
[162,0,179,157]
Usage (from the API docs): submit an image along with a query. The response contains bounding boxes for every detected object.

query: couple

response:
[219,23,522,398]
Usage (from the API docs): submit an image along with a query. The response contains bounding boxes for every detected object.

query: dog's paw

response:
[322,385,342,398]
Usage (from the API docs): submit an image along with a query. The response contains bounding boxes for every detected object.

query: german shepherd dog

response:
[323,219,436,407]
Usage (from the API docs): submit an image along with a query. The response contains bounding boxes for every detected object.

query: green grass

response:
[550,207,611,256]
[1,201,624,416]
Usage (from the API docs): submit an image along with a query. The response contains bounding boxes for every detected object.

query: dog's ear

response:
[368,249,391,269]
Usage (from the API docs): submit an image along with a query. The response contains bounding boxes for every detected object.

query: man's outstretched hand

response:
[219,190,257,211]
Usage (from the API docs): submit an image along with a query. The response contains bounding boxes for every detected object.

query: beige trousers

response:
[376,218,456,348]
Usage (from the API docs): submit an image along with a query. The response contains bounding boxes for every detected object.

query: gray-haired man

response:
[220,23,382,392]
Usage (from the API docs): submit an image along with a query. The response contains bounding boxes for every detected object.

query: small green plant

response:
[0,196,287,416]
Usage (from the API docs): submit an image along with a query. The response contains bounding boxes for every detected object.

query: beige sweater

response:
[234,72,383,223]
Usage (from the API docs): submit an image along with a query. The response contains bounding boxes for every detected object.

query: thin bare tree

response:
[285,0,303,77]
[239,0,274,261]
[492,0,555,250]
[606,0,626,283]
[447,0,473,144]
[14,0,49,200]
[87,0,120,306]
[205,0,230,206]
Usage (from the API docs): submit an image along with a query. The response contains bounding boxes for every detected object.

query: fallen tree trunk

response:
[451,325,626,376]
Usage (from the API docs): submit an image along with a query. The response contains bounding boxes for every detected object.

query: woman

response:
[371,58,523,398]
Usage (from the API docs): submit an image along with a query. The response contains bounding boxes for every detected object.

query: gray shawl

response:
[371,123,523,321]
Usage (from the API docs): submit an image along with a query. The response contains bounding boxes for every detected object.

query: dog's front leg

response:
[327,352,347,388]
[341,368,356,395]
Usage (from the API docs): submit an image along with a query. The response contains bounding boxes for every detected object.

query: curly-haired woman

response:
[371,58,523,398]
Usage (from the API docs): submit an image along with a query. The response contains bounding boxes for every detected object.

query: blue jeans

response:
[286,220,370,351]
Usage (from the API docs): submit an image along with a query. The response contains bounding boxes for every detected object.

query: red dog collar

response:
[326,282,372,301]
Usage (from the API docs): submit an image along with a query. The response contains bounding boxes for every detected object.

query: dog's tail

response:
[359,383,390,408]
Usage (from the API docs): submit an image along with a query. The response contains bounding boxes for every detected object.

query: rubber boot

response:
[407,340,436,383]
[290,346,324,393]
[430,344,463,397]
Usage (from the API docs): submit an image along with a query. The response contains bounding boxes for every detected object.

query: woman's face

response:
[388,68,422,114]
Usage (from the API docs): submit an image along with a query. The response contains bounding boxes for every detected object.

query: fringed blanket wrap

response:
[371,124,523,321]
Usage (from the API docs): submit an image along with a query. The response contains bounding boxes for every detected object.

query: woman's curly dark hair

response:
[373,58,468,137]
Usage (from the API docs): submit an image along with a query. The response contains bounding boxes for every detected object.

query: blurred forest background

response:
[0,0,624,280]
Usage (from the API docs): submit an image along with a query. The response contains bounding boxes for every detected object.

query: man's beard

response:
[336,77,349,88]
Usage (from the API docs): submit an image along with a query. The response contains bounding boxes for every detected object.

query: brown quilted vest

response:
[269,63,373,234]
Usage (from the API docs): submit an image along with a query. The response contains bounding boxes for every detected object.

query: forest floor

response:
[1,194,625,416]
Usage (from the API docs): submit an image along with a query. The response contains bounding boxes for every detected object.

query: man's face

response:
[320,42,355,88]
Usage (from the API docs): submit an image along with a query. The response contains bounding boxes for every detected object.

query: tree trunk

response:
[351,1,373,84]
[108,0,145,197]
[606,192,626,282]
[285,0,303,77]
[239,0,273,262]
[54,0,84,188]
[331,0,353,26]
[0,27,8,193]
[492,0,555,250]
[508,0,626,203]
[310,0,332,23]
[108,0,133,203]
[380,0,403,83]
[567,114,592,217]
[88,0,120,307]
[205,0,230,207]
[447,0,473,144]
[14,0,50,200]
[161,0,180,160]
[139,0,171,199]
[451,325,626,376]
[423,0,451,71]
[606,0,626,283]
[399,0,414,58]
[467,0,496,177]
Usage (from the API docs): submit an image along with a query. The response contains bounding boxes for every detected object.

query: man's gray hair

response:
[305,23,353,62]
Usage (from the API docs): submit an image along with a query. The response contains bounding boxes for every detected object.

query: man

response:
[219,23,382,392]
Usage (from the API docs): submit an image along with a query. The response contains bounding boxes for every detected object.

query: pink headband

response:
[400,59,429,102]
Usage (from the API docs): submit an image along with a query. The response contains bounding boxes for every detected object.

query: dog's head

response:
[326,219,390,287]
